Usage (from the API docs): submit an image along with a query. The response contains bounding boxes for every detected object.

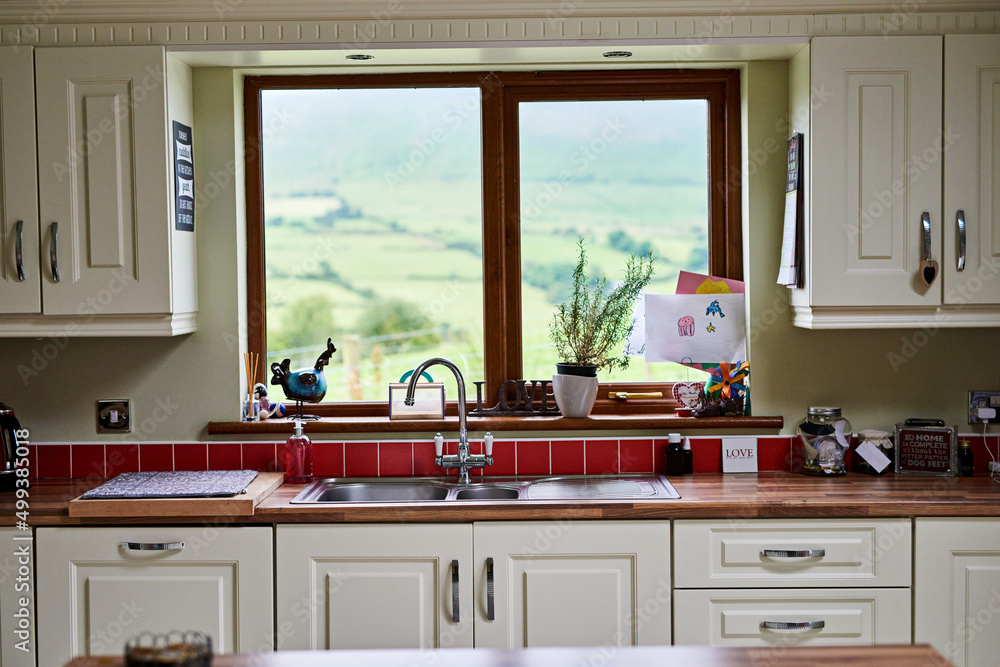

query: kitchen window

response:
[243,69,742,417]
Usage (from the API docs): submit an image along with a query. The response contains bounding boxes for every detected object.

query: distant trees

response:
[358,298,441,353]
[268,294,336,351]
[608,230,655,257]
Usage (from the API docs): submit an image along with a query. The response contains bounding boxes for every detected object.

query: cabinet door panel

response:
[474,521,671,649]
[943,34,1000,305]
[0,46,40,315]
[35,46,171,315]
[916,518,1000,667]
[275,524,473,650]
[36,527,273,666]
[810,36,942,307]
[0,527,34,667]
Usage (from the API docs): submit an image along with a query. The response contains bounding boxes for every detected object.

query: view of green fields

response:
[260,88,709,403]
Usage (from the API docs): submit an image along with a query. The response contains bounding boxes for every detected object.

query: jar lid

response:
[808,407,842,417]
[859,429,889,439]
[959,440,971,448]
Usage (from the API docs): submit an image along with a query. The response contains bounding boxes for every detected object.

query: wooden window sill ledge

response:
[207,414,783,435]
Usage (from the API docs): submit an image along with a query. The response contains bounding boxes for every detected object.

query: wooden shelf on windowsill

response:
[207,414,783,435]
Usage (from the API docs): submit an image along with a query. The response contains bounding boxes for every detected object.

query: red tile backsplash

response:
[35,433,996,480]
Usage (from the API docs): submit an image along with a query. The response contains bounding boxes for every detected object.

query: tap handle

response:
[434,433,444,457]
[484,432,493,457]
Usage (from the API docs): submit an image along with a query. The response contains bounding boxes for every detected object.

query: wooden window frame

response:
[243,68,742,418]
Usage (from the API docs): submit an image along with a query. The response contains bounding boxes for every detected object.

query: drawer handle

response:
[957,209,966,271]
[14,220,25,281]
[120,541,185,551]
[760,620,825,631]
[760,548,825,559]
[486,557,495,621]
[49,222,60,283]
[451,559,460,623]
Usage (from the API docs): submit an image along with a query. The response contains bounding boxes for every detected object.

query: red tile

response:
[757,437,791,472]
[105,444,140,477]
[967,435,997,473]
[620,439,654,473]
[72,444,105,479]
[517,440,550,476]
[140,444,174,472]
[488,439,516,476]
[585,439,618,474]
[312,442,344,478]
[345,442,379,476]
[692,438,722,473]
[208,443,241,471]
[36,444,70,479]
[413,440,439,477]
[174,443,208,471]
[26,444,38,479]
[243,443,278,472]
[380,442,414,476]
[653,439,668,475]
[550,440,585,475]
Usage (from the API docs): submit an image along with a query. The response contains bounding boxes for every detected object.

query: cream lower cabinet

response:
[915,518,1000,667]
[0,527,34,667]
[35,526,273,665]
[673,519,911,647]
[275,521,671,650]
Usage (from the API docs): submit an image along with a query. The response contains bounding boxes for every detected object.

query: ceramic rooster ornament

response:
[270,338,337,403]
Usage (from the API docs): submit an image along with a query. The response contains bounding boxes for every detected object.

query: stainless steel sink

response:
[290,474,679,503]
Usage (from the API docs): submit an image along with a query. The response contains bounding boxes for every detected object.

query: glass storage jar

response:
[798,407,851,476]
[857,429,894,475]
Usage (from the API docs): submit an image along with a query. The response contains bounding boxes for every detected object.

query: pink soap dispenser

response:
[284,418,313,483]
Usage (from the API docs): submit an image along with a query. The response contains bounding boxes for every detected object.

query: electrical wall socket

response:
[968,391,1000,425]
[97,399,131,433]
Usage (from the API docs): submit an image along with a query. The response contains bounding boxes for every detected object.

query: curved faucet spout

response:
[405,357,467,447]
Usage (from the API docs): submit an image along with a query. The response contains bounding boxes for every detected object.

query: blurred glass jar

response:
[799,407,851,476]
[857,429,894,475]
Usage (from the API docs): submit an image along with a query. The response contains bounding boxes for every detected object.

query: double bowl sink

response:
[290,474,680,503]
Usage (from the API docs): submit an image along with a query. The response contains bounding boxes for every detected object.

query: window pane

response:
[518,99,709,383]
[261,88,484,401]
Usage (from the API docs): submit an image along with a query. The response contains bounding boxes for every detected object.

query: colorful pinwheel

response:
[705,361,749,400]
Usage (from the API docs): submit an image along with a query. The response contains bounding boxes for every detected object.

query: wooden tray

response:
[68,472,284,518]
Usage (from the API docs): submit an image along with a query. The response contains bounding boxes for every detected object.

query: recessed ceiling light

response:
[346,54,374,61]
[602,51,633,59]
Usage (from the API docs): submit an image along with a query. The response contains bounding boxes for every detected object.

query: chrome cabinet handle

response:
[14,220,25,281]
[760,620,825,631]
[760,548,826,558]
[486,557,495,621]
[120,541,185,551]
[922,212,932,261]
[957,210,966,271]
[451,559,460,623]
[49,222,59,282]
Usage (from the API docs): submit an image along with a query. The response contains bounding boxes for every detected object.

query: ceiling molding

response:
[1,0,999,24]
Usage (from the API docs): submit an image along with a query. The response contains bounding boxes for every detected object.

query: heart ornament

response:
[672,381,704,409]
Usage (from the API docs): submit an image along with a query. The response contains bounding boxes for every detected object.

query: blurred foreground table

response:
[65,644,953,666]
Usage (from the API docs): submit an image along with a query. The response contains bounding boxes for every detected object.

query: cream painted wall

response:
[1,60,997,441]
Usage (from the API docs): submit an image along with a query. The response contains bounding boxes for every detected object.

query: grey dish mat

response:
[80,470,259,499]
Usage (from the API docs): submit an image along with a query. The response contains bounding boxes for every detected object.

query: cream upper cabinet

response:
[35,526,273,666]
[276,524,475,651]
[0,46,40,317]
[473,521,671,649]
[0,46,197,337]
[915,518,1000,667]
[790,35,1000,328]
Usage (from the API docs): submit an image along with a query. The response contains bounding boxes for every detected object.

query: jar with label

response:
[798,407,851,476]
[856,429,894,475]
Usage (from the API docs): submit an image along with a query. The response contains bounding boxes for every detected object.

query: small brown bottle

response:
[958,440,974,477]
[665,433,686,476]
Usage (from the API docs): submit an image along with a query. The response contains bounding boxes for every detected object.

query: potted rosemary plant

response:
[549,239,654,417]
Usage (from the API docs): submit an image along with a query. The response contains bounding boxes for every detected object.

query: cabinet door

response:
[943,34,1000,305]
[35,527,273,665]
[674,588,911,647]
[35,46,173,315]
[473,521,671,649]
[810,36,942,307]
[915,518,1000,667]
[0,527,34,667]
[0,46,39,315]
[276,524,473,650]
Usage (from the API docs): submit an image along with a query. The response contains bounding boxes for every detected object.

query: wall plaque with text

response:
[894,422,957,476]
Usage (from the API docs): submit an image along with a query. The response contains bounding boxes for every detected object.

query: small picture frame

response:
[389,382,445,420]
[894,422,957,476]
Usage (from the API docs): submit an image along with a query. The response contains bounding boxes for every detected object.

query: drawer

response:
[674,588,912,647]
[674,519,911,588]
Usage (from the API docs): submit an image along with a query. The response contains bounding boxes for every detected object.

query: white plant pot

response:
[552,373,599,418]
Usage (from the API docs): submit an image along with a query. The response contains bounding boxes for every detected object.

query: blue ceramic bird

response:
[270,338,337,403]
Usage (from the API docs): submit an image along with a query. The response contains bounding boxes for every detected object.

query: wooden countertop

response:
[64,644,953,666]
[12,472,1000,526]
